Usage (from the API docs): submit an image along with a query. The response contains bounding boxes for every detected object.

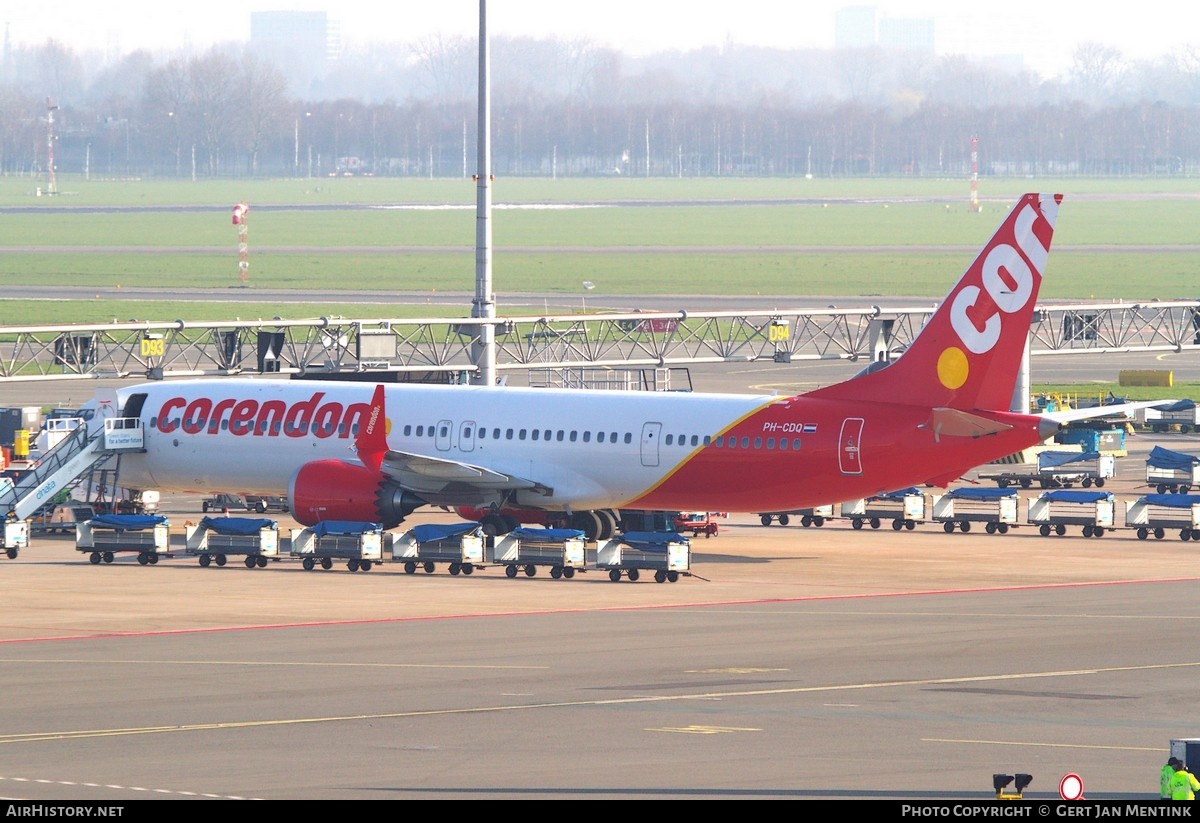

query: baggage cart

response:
[290,520,386,572]
[185,516,280,568]
[1027,489,1115,538]
[76,513,171,565]
[3,518,28,558]
[595,530,689,583]
[492,526,586,579]
[1145,446,1200,494]
[978,450,1115,490]
[758,504,835,527]
[391,521,485,576]
[840,487,926,530]
[1145,400,1200,433]
[931,487,1019,534]
[1125,494,1200,541]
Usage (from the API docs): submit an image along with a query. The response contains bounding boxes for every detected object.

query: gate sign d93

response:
[141,337,165,358]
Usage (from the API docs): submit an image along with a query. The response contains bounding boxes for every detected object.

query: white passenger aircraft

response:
[98,192,1076,539]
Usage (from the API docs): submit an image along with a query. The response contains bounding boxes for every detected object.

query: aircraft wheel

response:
[779,514,791,526]
[348,559,360,572]
[404,561,417,574]
[461,564,473,575]
[943,522,954,533]
[505,564,518,578]
[1155,528,1166,540]
[449,562,461,575]
[959,522,971,533]
[216,554,227,566]
[905,520,916,530]
[321,557,333,570]
[1137,528,1148,540]
[563,567,576,579]
[760,514,772,526]
[627,568,640,582]
[667,571,679,582]
[103,552,115,563]
[524,564,537,577]
[360,560,372,571]
[199,554,211,567]
[985,522,997,534]
[609,569,622,582]
[892,519,903,531]
[302,557,314,570]
[89,551,101,564]
[245,556,257,568]
[257,555,268,567]
[998,523,1009,534]
[853,519,864,530]
[137,553,149,565]
[654,569,667,583]
[870,518,881,529]
[1083,525,1094,537]
[550,566,563,579]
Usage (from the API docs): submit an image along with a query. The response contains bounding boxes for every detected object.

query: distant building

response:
[834,6,877,49]
[878,16,934,56]
[250,11,340,96]
[835,6,934,57]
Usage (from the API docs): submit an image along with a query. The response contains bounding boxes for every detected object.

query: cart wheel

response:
[404,561,417,574]
[667,571,679,582]
[1155,528,1165,540]
[103,552,114,563]
[905,520,916,531]
[361,560,372,571]
[257,555,268,568]
[90,551,101,564]
[5,548,16,559]
[449,562,461,575]
[998,523,1009,534]
[1093,527,1105,537]
[1183,486,1193,494]
[959,522,970,533]
[245,556,257,568]
[461,564,473,575]
[985,522,997,534]
[505,564,518,578]
[760,514,772,526]
[1095,478,1105,488]
[892,519,903,531]
[1193,530,1200,542]
[149,553,159,564]
[1082,478,1093,488]
[801,515,813,528]
[423,561,435,574]
[654,570,667,583]
[1020,479,1031,489]
[199,554,211,567]
[854,519,865,530]
[1137,528,1148,540]
[563,567,576,579]
[348,559,360,572]
[1083,525,1094,537]
[1158,484,1168,494]
[524,564,536,577]
[813,517,825,527]
[870,518,880,529]
[778,514,790,526]
[1181,530,1192,541]
[137,553,149,565]
[550,566,563,579]
[1055,524,1066,536]
[628,568,640,582]
[943,522,955,533]
[1039,524,1051,537]
[302,557,315,570]
[321,557,333,570]
[608,569,621,582]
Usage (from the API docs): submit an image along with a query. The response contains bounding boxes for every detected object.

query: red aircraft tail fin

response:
[807,192,1061,412]
[354,384,389,472]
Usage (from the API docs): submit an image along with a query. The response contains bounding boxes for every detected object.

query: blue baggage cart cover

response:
[1142,493,1200,508]
[408,522,480,543]
[88,513,167,531]
[1038,451,1099,469]
[1146,446,1200,469]
[620,530,687,552]
[1039,490,1112,503]
[510,527,585,541]
[1152,399,1197,412]
[944,487,1017,500]
[310,520,381,537]
[199,516,276,535]
[871,487,922,501]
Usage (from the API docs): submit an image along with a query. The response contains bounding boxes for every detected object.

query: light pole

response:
[294,112,310,177]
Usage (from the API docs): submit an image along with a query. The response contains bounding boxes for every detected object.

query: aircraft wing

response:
[379,449,551,497]
[1039,400,1173,425]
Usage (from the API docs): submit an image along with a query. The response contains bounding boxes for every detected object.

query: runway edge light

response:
[994,773,1032,799]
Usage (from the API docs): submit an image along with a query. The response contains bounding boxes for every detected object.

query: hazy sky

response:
[6,1,1198,80]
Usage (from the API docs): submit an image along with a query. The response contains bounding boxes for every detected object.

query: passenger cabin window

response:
[624,433,632,444]
[665,434,674,446]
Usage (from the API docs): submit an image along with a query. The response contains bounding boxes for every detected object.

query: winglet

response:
[355,384,389,472]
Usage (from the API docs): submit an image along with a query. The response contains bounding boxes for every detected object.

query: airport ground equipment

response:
[1125,493,1200,541]
[931,487,1019,534]
[841,487,926,530]
[3,518,28,558]
[491,526,586,579]
[1027,489,1116,537]
[758,504,835,527]
[77,513,171,565]
[1145,446,1200,494]
[672,511,722,537]
[391,521,485,575]
[186,516,280,568]
[290,520,386,572]
[978,450,1115,489]
[1145,400,1200,433]
[596,530,690,583]
[1055,424,1127,456]
[29,501,95,535]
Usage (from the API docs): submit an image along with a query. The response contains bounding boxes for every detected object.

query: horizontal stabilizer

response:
[921,408,1013,440]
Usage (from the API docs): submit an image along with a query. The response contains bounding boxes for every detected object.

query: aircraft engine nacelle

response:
[288,460,425,528]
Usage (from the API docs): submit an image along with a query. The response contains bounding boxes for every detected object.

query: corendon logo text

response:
[949,199,1049,355]
[156,391,371,439]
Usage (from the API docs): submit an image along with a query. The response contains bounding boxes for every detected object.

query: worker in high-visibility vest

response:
[1168,761,1200,800]
[1163,757,1182,798]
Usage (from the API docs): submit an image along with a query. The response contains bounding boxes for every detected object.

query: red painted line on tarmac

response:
[2,576,1194,645]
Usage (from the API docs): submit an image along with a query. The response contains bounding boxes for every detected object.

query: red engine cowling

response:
[289,460,424,528]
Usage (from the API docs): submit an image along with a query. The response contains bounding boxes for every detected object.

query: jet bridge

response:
[0,417,146,522]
